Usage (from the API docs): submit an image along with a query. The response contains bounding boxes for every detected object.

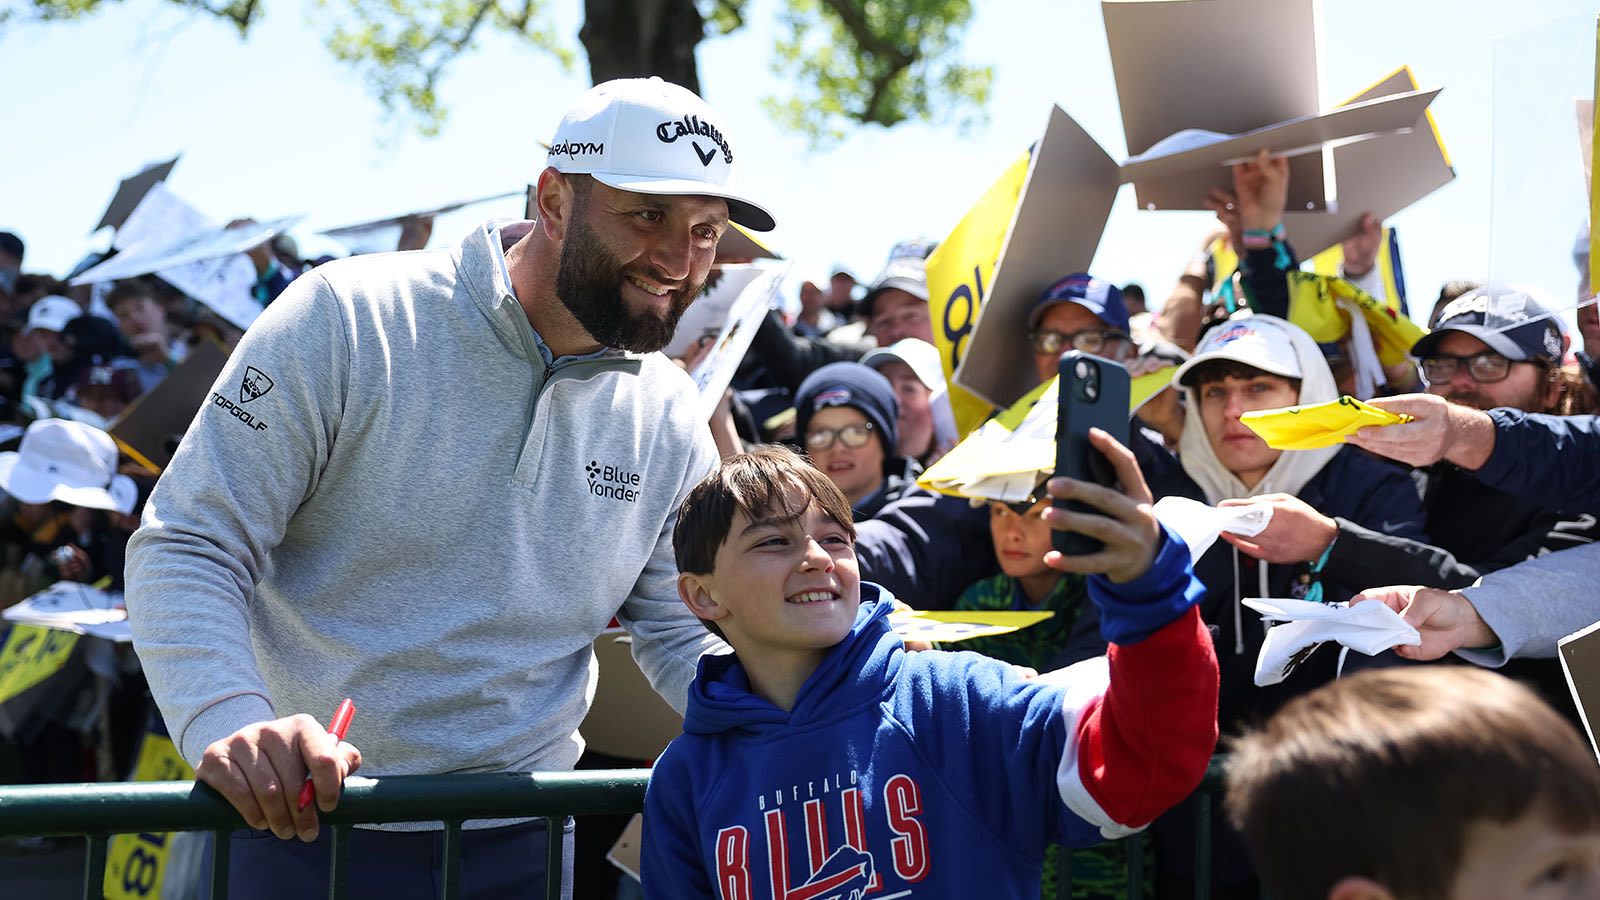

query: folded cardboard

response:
[93,157,180,234]
[951,105,1119,410]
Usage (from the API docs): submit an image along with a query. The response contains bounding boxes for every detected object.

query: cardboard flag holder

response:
[1118,88,1440,213]
[93,157,179,234]
[110,339,229,474]
[1103,0,1452,254]
[320,190,523,254]
[714,223,781,264]
[1281,67,1456,258]
[949,106,1119,412]
[1560,616,1600,761]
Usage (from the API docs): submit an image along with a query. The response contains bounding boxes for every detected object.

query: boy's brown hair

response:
[673,445,857,635]
[1225,667,1600,900]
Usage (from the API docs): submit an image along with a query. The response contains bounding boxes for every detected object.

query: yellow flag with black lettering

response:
[103,731,197,900]
[1590,16,1598,293]
[926,151,1031,437]
[0,624,78,703]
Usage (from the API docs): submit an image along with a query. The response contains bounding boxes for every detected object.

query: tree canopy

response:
[8,0,991,142]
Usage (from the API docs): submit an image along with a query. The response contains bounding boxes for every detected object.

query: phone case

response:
[1052,352,1131,556]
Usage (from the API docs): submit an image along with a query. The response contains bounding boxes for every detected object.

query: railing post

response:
[441,821,463,900]
[544,816,562,899]
[211,829,232,900]
[1195,791,1212,900]
[329,823,353,900]
[82,834,108,900]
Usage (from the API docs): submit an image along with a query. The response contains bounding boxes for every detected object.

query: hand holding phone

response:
[1052,352,1130,557]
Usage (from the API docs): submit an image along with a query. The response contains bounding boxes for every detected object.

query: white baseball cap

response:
[860,338,947,396]
[0,418,136,513]
[1173,315,1304,387]
[25,295,81,335]
[546,77,776,232]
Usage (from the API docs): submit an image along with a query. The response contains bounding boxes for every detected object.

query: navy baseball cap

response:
[1028,274,1130,334]
[1411,287,1562,363]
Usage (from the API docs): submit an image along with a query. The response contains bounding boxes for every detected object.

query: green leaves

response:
[12,0,988,144]
[766,0,991,145]
[320,0,570,135]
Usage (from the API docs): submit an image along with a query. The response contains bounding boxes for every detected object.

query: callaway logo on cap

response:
[545,77,775,232]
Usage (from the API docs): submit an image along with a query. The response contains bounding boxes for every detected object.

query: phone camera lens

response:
[1074,360,1091,379]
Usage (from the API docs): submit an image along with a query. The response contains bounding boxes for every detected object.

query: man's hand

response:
[1351,585,1497,660]
[1231,148,1290,232]
[1042,428,1161,583]
[1217,493,1337,564]
[196,715,362,842]
[1340,213,1382,277]
[1344,393,1497,469]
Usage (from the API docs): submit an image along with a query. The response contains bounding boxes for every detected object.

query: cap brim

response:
[0,450,125,512]
[1173,347,1302,387]
[0,452,53,504]
[590,173,776,232]
[859,346,943,392]
[1410,325,1528,361]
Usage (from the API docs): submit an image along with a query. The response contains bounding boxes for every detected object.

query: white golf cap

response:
[1173,315,1304,387]
[25,295,81,335]
[0,418,136,513]
[546,77,775,232]
[860,338,947,396]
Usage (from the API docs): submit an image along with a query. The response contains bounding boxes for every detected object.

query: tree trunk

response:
[579,0,704,92]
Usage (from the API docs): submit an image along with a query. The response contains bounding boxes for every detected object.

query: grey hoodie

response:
[126,220,722,784]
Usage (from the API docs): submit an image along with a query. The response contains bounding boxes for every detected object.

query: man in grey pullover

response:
[124,77,774,898]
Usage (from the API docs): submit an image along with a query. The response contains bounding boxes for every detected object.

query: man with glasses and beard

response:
[124,78,773,899]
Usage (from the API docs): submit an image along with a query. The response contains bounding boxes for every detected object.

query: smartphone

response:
[1052,351,1130,556]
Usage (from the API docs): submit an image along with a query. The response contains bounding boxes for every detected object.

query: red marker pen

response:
[298,698,355,811]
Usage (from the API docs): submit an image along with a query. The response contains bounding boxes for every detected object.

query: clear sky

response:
[2,0,1594,331]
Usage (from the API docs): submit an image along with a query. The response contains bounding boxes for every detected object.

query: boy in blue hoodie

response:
[640,436,1219,898]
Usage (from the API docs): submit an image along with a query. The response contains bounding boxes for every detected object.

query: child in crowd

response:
[1226,667,1600,900]
[640,443,1219,898]
[952,471,1147,900]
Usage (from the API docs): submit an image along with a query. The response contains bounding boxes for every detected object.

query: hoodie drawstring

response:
[1232,547,1245,656]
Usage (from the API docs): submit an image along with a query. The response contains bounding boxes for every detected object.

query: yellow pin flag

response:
[1590,15,1599,294]
[926,151,1031,437]
[890,609,1055,644]
[1240,395,1413,450]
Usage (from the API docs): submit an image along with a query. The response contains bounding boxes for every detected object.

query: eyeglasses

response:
[1418,352,1521,385]
[1028,328,1133,359]
[805,421,875,451]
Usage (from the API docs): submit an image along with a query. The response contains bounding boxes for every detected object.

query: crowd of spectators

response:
[0,126,1598,898]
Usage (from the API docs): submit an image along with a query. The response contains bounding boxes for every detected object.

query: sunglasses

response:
[1028,328,1133,359]
[1418,352,1526,385]
[805,421,875,451]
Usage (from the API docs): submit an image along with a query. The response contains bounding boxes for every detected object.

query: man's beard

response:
[555,216,702,353]
[1444,383,1543,414]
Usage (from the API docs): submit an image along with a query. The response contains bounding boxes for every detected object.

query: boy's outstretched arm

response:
[1044,429,1219,832]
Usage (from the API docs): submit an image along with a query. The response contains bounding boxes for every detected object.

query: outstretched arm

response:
[1043,429,1219,830]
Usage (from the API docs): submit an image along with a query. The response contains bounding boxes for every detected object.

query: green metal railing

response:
[0,769,649,900]
[0,760,1230,900]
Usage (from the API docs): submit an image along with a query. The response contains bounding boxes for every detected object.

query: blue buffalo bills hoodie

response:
[641,529,1219,898]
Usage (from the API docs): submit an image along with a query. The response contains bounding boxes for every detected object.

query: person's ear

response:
[678,572,727,625]
[1327,876,1398,900]
[534,167,576,243]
